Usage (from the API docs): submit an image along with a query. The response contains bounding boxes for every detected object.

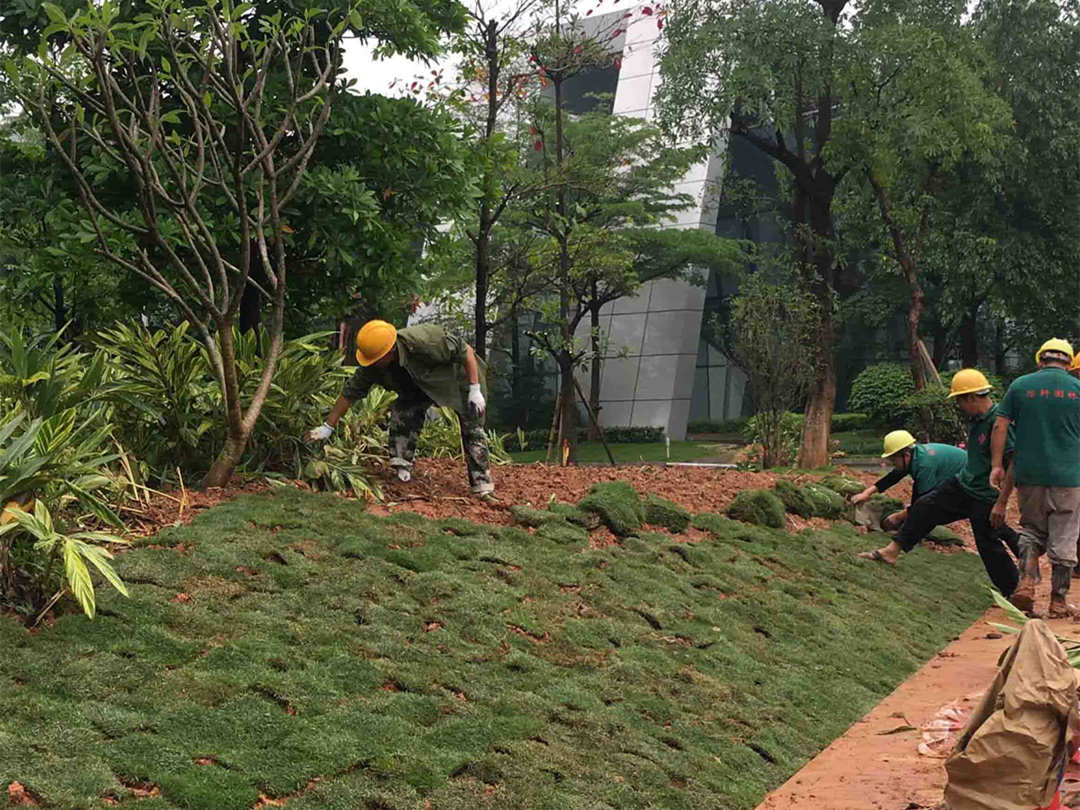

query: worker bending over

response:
[859,370,1019,598]
[308,320,495,500]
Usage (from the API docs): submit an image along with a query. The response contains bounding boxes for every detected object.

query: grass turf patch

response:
[0,489,990,809]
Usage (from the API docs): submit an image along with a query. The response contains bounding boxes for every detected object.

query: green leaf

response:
[64,540,96,619]
[42,3,66,24]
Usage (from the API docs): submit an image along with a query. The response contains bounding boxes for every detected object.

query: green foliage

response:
[726,489,786,528]
[802,483,848,520]
[899,384,965,445]
[817,476,865,498]
[0,488,992,809]
[848,364,916,428]
[743,412,805,468]
[725,277,820,468]
[578,481,645,537]
[831,413,870,433]
[642,494,691,533]
[0,500,127,621]
[686,418,748,435]
[772,480,814,518]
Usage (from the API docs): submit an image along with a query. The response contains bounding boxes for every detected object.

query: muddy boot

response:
[1048,565,1078,618]
[1010,576,1036,614]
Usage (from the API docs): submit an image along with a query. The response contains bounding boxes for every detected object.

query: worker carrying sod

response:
[992,338,1080,618]
[858,369,1020,598]
[306,320,495,500]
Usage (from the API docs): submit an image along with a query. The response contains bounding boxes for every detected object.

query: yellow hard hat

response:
[1036,338,1075,365]
[355,320,397,367]
[948,368,992,399]
[1070,352,1080,373]
[881,430,917,458]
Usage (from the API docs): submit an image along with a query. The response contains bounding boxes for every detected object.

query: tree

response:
[658,0,849,467]
[513,103,739,460]
[830,10,1010,388]
[725,274,819,468]
[450,0,539,360]
[7,0,354,485]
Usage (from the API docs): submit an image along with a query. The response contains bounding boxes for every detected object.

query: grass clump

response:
[643,494,691,533]
[802,483,848,519]
[772,480,814,518]
[578,481,645,537]
[817,475,864,498]
[509,504,562,528]
[0,488,993,810]
[927,525,962,546]
[548,501,602,531]
[727,489,786,528]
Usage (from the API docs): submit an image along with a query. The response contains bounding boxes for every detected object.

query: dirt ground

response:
[754,570,1078,810]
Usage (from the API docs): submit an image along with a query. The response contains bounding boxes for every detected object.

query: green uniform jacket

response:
[910,443,968,497]
[957,403,1014,503]
[342,324,486,413]
[998,367,1080,487]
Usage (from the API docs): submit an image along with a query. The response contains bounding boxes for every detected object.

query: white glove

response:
[307,423,333,442]
[468,384,486,417]
[397,468,411,482]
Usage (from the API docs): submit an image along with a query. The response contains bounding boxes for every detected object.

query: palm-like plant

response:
[0,500,127,621]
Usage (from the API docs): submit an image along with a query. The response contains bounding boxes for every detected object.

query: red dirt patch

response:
[7,781,39,806]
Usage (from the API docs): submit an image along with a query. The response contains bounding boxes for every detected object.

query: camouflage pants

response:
[387,397,494,495]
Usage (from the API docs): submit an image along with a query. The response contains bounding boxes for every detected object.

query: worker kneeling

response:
[307,320,495,500]
[858,370,1020,599]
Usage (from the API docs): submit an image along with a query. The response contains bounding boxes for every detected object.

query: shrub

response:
[817,475,865,497]
[743,412,804,467]
[802,483,848,519]
[726,489,786,528]
[848,363,915,427]
[579,481,645,536]
[686,419,748,435]
[899,384,965,445]
[831,413,869,433]
[643,494,691,533]
[773,479,814,517]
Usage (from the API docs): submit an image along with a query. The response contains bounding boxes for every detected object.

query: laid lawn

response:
[0,489,989,809]
[511,440,735,464]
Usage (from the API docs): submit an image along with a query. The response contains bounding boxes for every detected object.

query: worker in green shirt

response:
[992,338,1080,617]
[307,320,495,500]
[859,370,1020,599]
[851,430,969,529]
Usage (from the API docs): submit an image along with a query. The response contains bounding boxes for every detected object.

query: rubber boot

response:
[1048,564,1078,618]
[1011,547,1039,614]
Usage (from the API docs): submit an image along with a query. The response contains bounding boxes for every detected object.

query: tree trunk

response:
[588,297,602,440]
[798,186,838,469]
[52,276,66,334]
[960,302,979,368]
[930,316,949,371]
[556,353,577,465]
[869,173,927,390]
[475,217,491,359]
[994,322,1007,374]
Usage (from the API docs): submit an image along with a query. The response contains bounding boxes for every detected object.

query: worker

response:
[851,430,969,530]
[1071,352,1080,577]
[307,320,495,500]
[991,339,1080,618]
[859,369,1019,599]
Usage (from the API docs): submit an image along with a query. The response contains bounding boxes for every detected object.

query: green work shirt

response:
[342,324,485,413]
[957,403,1014,503]
[998,366,1080,487]
[910,443,968,497]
